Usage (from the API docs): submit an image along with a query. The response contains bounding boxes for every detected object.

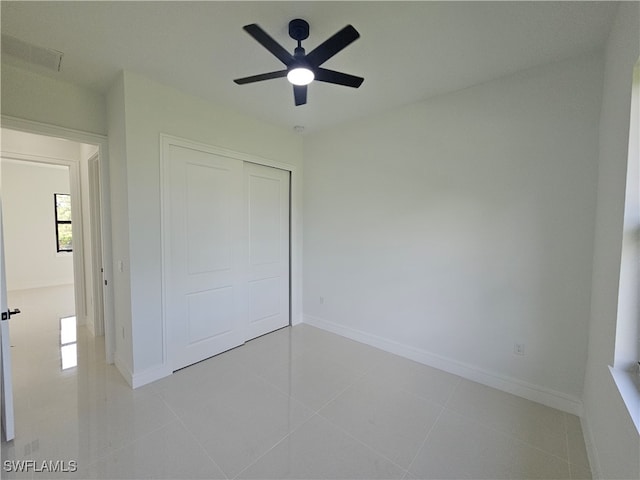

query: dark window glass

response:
[54,193,72,252]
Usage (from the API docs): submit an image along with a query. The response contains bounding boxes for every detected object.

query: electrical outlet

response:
[514,343,525,356]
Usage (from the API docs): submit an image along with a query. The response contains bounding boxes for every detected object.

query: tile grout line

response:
[78,416,183,475]
[405,376,477,478]
[67,387,181,472]
[153,347,319,480]
[359,366,464,410]
[404,404,447,478]
[233,366,412,480]
[312,369,369,414]
[315,412,409,478]
[251,351,369,415]
[442,376,463,409]
[444,403,575,469]
[199,334,374,478]
[231,412,319,480]
[444,377,574,468]
[152,392,231,480]
[316,372,460,477]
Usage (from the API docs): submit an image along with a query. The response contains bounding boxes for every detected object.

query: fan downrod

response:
[289,19,310,42]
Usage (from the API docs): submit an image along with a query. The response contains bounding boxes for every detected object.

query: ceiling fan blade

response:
[243,24,294,66]
[305,25,360,68]
[314,68,364,88]
[293,85,307,106]
[234,70,288,85]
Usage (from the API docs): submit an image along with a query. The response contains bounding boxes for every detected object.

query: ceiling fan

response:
[234,19,364,106]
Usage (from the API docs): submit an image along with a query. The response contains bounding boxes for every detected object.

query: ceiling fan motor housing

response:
[289,19,310,42]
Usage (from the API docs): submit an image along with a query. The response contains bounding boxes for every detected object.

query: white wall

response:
[303,52,604,412]
[1,63,107,135]
[107,71,303,384]
[106,72,134,373]
[1,159,73,290]
[1,128,83,160]
[582,2,640,479]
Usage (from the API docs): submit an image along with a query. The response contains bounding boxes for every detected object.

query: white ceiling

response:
[1,1,617,133]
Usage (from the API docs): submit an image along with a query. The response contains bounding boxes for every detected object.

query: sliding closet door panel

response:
[167,145,246,371]
[245,163,290,340]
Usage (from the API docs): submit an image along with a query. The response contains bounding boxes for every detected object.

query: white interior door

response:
[245,163,290,340]
[0,197,15,441]
[167,145,246,371]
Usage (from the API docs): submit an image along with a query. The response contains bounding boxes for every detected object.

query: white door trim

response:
[0,196,15,441]
[159,134,301,371]
[88,153,105,337]
[1,115,115,364]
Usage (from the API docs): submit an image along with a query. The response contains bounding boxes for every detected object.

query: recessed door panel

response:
[186,163,233,274]
[249,276,281,324]
[187,287,235,343]
[245,163,290,340]
[249,175,281,266]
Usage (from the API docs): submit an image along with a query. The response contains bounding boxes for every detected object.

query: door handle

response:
[1,308,20,321]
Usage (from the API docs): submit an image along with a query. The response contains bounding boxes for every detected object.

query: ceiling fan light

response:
[287,67,314,86]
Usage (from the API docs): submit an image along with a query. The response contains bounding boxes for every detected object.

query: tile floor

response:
[2,286,592,479]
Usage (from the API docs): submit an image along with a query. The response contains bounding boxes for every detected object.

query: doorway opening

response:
[1,128,110,364]
[0,120,113,443]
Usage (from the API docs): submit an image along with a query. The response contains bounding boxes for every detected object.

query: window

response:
[614,60,639,373]
[610,58,640,433]
[54,193,72,252]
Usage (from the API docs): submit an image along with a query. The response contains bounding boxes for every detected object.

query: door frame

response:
[1,153,86,325]
[88,153,105,337]
[1,195,15,441]
[1,115,115,363]
[159,134,301,372]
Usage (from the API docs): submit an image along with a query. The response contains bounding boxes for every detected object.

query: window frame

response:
[54,192,72,253]
[610,58,640,434]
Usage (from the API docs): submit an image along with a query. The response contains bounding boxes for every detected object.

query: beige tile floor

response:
[2,286,592,479]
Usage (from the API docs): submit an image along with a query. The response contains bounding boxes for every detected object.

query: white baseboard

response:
[114,351,171,389]
[291,313,304,326]
[8,280,75,292]
[303,314,584,416]
[131,363,172,389]
[114,351,133,388]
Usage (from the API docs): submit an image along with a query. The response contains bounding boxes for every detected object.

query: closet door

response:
[245,163,290,340]
[167,145,246,371]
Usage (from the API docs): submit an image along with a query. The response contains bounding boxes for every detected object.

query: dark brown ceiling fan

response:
[234,19,364,106]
